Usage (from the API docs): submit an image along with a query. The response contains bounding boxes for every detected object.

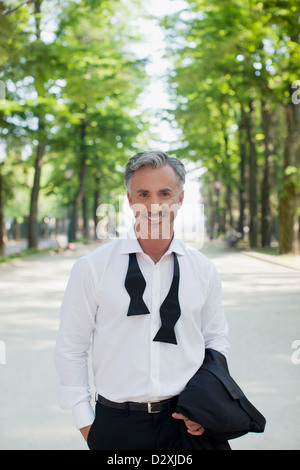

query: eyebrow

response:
[136,189,149,193]
[136,188,173,193]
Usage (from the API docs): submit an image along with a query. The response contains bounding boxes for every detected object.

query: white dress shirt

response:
[55,228,229,429]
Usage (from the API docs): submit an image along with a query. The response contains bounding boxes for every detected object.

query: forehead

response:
[131,165,179,190]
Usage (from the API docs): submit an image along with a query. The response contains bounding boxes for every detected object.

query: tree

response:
[46,0,147,241]
[162,0,300,252]
[0,0,66,249]
[0,2,27,253]
[0,0,148,251]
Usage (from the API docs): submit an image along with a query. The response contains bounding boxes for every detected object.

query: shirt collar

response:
[120,225,143,255]
[120,225,185,257]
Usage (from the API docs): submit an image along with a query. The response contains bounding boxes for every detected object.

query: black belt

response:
[97,395,178,414]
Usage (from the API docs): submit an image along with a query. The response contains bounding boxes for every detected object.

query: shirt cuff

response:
[72,401,95,430]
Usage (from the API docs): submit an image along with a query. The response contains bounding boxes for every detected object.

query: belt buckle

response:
[147,402,160,414]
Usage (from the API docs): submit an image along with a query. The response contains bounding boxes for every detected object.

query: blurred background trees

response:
[162,0,300,253]
[0,0,148,254]
[0,0,299,255]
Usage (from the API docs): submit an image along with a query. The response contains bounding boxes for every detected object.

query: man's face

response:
[127,165,184,239]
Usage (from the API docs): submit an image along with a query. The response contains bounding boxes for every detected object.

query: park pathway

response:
[201,241,300,450]
[0,239,299,450]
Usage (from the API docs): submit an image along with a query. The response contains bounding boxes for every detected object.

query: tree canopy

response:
[162,0,300,252]
[0,0,299,255]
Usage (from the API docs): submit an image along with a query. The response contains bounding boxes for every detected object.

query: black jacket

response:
[176,349,266,450]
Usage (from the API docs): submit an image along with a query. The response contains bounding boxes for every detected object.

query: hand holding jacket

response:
[175,348,266,449]
[172,413,204,436]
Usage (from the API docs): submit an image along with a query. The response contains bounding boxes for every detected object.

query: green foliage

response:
[0,0,149,243]
[162,0,300,250]
[1,0,299,251]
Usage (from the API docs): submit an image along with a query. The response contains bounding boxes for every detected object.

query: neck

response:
[135,225,174,263]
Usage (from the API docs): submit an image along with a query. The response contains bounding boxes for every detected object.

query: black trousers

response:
[87,400,231,451]
[87,400,182,451]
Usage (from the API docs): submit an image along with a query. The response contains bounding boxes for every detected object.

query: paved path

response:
[0,240,299,450]
[201,241,300,450]
[4,238,59,256]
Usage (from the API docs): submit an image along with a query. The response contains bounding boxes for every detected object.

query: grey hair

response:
[125,151,186,194]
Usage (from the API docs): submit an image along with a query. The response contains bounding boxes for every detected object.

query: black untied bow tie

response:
[124,252,181,345]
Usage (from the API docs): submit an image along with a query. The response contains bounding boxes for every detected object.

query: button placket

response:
[149,263,161,396]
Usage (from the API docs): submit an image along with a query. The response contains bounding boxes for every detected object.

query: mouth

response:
[146,212,165,224]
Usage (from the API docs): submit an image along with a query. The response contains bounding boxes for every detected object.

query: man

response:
[55,151,229,450]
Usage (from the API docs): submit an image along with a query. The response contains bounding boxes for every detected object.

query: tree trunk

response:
[261,100,273,248]
[238,104,246,238]
[82,195,89,239]
[245,100,258,249]
[27,0,46,249]
[93,175,101,240]
[0,165,4,256]
[28,133,46,248]
[221,122,234,230]
[71,115,87,241]
[225,187,233,228]
[279,89,299,254]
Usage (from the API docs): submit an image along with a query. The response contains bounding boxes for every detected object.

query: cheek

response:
[162,201,181,217]
[130,202,148,216]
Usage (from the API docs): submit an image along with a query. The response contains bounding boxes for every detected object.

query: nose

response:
[148,202,161,214]
[141,194,161,213]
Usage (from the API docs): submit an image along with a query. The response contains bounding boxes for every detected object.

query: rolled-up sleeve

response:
[55,256,98,429]
[201,263,230,357]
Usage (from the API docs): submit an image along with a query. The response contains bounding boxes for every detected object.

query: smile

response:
[147,213,164,223]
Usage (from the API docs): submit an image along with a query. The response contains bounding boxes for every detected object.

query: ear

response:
[127,190,132,207]
[179,190,184,206]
